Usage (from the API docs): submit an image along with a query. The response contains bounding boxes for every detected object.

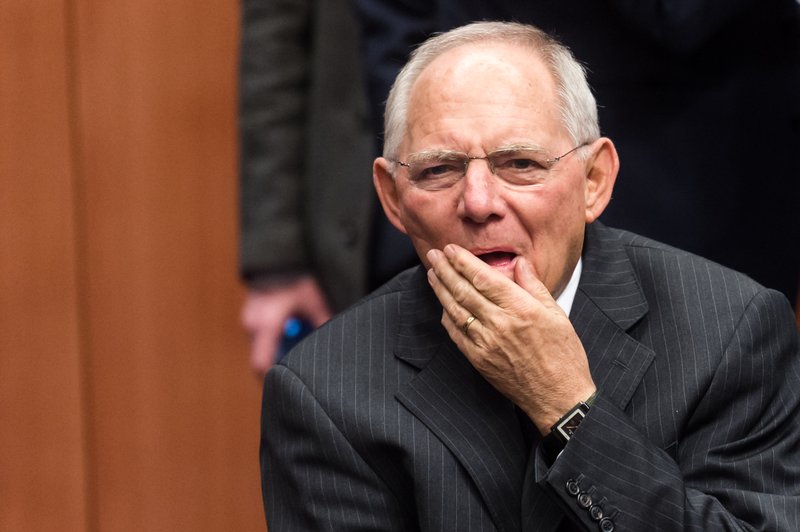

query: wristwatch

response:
[542,395,594,465]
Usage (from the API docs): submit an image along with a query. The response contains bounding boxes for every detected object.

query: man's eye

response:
[417,163,461,179]
[497,158,544,171]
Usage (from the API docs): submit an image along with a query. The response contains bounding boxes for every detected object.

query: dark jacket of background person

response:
[239,0,375,311]
[355,0,800,305]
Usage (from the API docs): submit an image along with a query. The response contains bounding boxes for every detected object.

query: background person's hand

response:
[426,244,595,433]
[241,275,332,376]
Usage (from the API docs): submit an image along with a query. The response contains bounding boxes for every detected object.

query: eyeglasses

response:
[391,143,588,191]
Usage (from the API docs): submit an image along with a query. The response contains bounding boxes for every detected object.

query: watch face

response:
[556,408,586,439]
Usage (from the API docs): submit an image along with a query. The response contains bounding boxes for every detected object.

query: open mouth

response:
[476,251,517,267]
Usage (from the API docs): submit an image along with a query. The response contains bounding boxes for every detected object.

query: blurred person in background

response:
[238,0,417,375]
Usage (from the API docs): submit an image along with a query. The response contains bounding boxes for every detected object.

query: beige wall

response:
[1,1,265,530]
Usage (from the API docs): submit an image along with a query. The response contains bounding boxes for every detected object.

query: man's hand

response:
[241,275,332,376]
[426,244,595,433]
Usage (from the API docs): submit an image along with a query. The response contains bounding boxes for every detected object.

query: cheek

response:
[398,191,455,248]
[548,178,586,227]
[513,184,586,289]
[514,184,584,233]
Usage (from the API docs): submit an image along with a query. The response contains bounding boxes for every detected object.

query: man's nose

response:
[456,159,506,223]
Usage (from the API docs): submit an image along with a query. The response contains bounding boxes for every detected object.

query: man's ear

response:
[583,137,619,223]
[373,157,409,234]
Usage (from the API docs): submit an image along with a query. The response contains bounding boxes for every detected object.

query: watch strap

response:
[541,395,594,465]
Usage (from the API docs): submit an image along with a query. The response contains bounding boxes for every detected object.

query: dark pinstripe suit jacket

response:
[261,222,800,531]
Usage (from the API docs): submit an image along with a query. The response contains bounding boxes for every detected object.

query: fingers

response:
[250,325,282,377]
[426,245,567,351]
[426,249,492,340]
[296,279,333,327]
[513,257,561,313]
[427,245,509,311]
[462,314,477,336]
[240,278,333,376]
[437,245,519,303]
[242,293,288,376]
[427,265,473,321]
[427,244,544,320]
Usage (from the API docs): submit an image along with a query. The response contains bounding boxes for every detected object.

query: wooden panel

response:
[71,1,264,530]
[0,2,89,531]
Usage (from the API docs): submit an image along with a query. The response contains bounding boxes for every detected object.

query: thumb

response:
[294,278,333,327]
[306,304,333,328]
[299,286,333,327]
[514,257,555,304]
[250,321,285,376]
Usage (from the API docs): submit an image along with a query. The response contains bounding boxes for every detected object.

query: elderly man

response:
[260,22,800,531]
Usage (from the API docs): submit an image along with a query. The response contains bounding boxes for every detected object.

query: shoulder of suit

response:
[596,223,771,308]
[348,265,424,309]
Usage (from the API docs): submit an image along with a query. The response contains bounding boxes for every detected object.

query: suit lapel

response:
[573,222,654,412]
[394,268,528,532]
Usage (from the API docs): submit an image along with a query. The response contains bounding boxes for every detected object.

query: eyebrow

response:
[406,149,467,164]
[406,143,549,162]
[488,143,549,155]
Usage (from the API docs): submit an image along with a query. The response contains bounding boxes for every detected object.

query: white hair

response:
[382,21,600,160]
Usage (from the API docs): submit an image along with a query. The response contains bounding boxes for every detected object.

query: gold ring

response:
[463,315,476,335]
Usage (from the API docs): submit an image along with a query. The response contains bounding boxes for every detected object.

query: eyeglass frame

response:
[389,142,590,190]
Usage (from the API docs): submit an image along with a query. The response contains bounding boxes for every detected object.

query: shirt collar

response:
[555,258,582,317]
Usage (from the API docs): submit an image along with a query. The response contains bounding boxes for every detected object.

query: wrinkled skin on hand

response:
[426,244,596,433]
